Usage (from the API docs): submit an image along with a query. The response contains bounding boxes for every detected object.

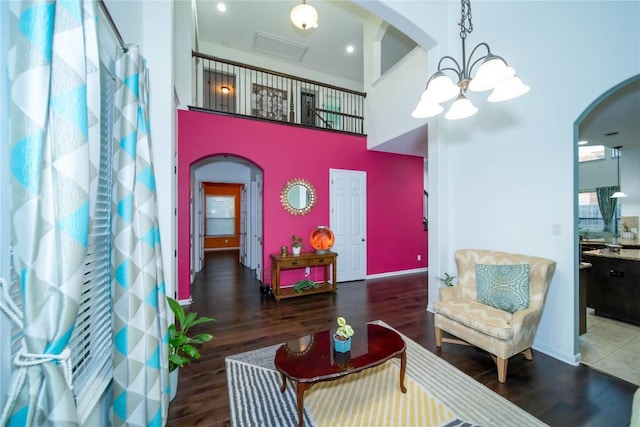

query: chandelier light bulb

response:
[469,56,514,92]
[445,94,478,120]
[422,72,459,104]
[290,1,318,30]
[411,100,444,118]
[487,75,530,102]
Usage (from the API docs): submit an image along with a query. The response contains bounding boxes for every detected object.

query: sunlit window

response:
[578,145,605,162]
[206,196,235,236]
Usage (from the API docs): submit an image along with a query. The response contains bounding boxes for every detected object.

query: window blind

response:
[70,62,114,419]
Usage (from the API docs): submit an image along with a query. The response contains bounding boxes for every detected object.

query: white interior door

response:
[199,184,204,271]
[330,169,366,282]
[239,185,247,266]
[255,175,263,282]
[190,184,195,282]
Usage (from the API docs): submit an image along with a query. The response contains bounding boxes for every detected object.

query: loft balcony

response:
[191,51,366,135]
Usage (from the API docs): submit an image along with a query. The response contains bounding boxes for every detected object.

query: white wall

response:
[360,3,442,152]
[620,146,640,218]
[365,0,640,365]
[578,155,618,190]
[105,0,176,300]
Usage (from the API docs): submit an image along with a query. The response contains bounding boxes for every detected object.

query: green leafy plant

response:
[437,273,456,287]
[293,279,318,293]
[335,316,354,340]
[291,234,305,249]
[167,296,216,372]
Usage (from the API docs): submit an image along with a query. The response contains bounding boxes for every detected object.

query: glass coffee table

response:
[274,323,407,427]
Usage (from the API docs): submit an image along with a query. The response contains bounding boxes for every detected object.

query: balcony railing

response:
[192,51,366,135]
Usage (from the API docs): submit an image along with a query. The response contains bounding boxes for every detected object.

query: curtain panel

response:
[596,186,618,233]
[1,0,100,425]
[111,45,169,427]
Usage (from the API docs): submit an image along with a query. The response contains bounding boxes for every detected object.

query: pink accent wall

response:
[177,109,427,300]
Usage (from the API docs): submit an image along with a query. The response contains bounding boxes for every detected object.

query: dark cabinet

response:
[582,253,640,326]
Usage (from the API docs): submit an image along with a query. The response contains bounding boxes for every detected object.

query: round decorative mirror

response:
[281,178,316,216]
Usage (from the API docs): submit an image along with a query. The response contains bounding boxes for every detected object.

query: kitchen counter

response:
[582,248,640,261]
[580,237,640,249]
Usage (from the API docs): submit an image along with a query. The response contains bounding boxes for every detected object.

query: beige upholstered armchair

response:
[434,249,557,383]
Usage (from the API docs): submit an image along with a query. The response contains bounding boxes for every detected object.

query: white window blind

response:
[69,62,114,417]
[206,195,236,236]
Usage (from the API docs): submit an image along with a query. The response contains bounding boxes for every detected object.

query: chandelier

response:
[290,0,318,30]
[412,0,529,120]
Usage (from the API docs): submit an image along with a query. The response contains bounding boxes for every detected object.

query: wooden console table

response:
[269,251,337,300]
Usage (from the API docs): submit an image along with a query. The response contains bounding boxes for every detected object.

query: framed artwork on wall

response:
[252,84,287,121]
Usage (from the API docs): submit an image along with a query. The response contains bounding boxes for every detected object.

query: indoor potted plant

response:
[167,296,215,400]
[437,273,456,287]
[293,278,318,293]
[291,234,305,255]
[334,316,354,353]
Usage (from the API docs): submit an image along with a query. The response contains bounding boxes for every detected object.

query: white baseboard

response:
[178,296,193,306]
[533,342,580,366]
[366,267,428,280]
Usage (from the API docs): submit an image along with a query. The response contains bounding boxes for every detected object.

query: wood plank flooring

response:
[167,250,638,427]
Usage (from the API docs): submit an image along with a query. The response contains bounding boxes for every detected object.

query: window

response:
[69,63,114,420]
[578,191,621,233]
[578,145,606,162]
[206,195,236,236]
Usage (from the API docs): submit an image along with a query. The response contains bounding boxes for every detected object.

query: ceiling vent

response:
[253,31,308,62]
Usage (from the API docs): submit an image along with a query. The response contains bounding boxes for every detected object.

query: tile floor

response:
[579,309,640,386]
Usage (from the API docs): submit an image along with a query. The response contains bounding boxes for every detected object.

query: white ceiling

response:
[195,1,639,153]
[195,0,370,85]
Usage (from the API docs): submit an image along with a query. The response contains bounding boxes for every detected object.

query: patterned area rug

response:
[226,320,547,427]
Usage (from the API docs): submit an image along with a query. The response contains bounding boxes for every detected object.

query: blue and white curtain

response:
[1,0,100,425]
[111,45,169,426]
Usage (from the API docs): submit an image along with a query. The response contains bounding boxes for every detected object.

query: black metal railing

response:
[192,51,366,135]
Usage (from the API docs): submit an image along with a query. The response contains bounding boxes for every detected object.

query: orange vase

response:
[309,226,335,254]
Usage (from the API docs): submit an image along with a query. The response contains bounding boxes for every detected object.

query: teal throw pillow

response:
[475,263,530,313]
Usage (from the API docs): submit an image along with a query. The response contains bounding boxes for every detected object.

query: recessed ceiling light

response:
[217,3,227,12]
[578,140,589,145]
[346,45,354,54]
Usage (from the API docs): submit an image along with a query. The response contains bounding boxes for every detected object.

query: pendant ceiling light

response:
[611,146,628,198]
[290,0,318,30]
[412,0,529,120]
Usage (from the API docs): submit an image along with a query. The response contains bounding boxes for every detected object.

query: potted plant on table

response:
[167,297,216,401]
[291,234,305,255]
[334,316,354,353]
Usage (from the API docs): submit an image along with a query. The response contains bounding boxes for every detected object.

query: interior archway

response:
[189,154,264,290]
[573,74,640,383]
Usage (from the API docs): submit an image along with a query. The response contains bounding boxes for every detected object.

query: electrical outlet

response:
[551,223,561,235]
[305,266,310,276]
[417,255,421,261]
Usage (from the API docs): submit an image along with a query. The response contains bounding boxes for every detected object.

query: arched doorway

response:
[575,74,640,385]
[187,155,263,296]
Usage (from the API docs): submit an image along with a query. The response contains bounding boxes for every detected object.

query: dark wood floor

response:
[167,250,637,427]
